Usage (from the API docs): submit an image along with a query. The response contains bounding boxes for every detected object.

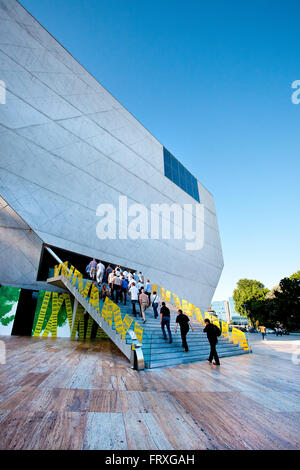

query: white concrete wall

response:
[0,0,223,311]
[0,196,59,291]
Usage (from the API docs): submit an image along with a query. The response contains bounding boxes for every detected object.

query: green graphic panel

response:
[0,285,21,335]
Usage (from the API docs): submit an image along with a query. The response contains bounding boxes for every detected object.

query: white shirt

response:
[151,294,161,304]
[128,278,135,288]
[123,270,128,279]
[129,286,139,301]
[137,282,144,291]
[97,262,105,273]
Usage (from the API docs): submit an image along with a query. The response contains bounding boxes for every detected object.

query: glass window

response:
[163,147,200,202]
[164,162,172,180]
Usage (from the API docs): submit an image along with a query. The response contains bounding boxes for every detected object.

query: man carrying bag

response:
[203,318,221,365]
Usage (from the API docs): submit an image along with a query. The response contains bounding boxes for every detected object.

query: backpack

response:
[213,324,221,337]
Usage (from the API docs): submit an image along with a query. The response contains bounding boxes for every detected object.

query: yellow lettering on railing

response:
[221,321,229,339]
[67,265,74,280]
[82,280,92,298]
[188,303,195,317]
[54,264,62,277]
[71,269,84,293]
[89,284,100,312]
[121,314,133,340]
[194,307,204,324]
[173,294,181,309]
[101,297,117,326]
[231,327,249,351]
[61,261,68,276]
[151,284,158,293]
[134,322,143,343]
[114,309,126,337]
[159,286,166,300]
[182,299,189,315]
[165,290,171,302]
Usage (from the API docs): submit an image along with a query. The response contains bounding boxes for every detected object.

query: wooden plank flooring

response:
[0,334,299,450]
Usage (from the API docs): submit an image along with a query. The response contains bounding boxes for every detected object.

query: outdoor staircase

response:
[46,256,250,370]
[115,302,249,368]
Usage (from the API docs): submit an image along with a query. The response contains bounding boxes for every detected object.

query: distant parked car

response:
[266,328,275,334]
[248,328,257,333]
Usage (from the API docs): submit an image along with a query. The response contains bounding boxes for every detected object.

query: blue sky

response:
[19,0,300,300]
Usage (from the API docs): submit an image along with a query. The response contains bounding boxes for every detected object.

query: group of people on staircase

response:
[86,258,221,365]
[86,258,152,323]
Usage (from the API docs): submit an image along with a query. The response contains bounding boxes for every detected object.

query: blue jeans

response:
[161,317,172,341]
[153,302,158,318]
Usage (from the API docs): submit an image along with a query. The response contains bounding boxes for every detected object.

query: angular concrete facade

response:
[0,0,223,311]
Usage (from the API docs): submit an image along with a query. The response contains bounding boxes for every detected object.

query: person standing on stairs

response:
[128,281,139,317]
[203,318,221,365]
[139,288,149,323]
[175,309,193,352]
[160,302,172,343]
[151,291,160,319]
[121,275,128,305]
[96,260,105,286]
[88,258,97,280]
[145,279,152,305]
[108,269,115,299]
[112,272,122,303]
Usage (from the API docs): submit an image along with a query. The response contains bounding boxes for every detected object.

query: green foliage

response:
[233,273,300,331]
[290,270,300,280]
[0,286,21,326]
[233,279,269,324]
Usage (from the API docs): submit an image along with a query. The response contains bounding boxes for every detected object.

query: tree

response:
[233,279,269,325]
[290,271,300,280]
[272,277,300,330]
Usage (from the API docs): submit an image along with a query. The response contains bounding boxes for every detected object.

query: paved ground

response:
[0,333,299,450]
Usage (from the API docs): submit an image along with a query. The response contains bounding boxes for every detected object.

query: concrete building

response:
[211,298,248,325]
[228,297,248,325]
[210,300,230,322]
[0,0,223,312]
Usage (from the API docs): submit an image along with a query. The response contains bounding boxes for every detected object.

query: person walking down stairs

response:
[160,302,172,343]
[175,309,193,352]
[203,318,221,365]
[139,288,149,323]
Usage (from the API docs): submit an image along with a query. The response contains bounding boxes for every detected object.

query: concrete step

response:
[143,347,243,362]
[148,349,249,368]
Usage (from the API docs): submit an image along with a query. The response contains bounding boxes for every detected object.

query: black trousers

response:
[113,285,121,303]
[121,287,127,305]
[181,327,189,351]
[209,340,220,364]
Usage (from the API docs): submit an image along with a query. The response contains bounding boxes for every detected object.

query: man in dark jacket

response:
[175,309,194,352]
[160,302,172,343]
[203,318,220,365]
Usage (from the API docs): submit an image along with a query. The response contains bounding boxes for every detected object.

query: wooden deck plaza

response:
[0,334,299,450]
